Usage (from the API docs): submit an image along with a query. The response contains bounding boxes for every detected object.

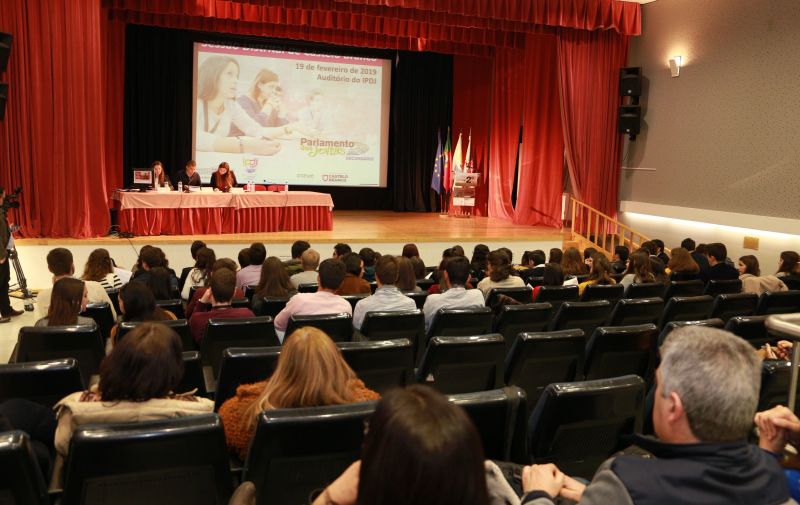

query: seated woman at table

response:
[150,160,173,190]
[211,161,238,192]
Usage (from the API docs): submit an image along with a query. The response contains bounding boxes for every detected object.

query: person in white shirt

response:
[181,247,216,300]
[236,243,266,290]
[352,256,417,330]
[476,249,525,299]
[36,248,116,320]
[290,248,321,289]
[422,256,485,333]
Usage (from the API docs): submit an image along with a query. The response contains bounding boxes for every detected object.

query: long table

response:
[112,189,334,235]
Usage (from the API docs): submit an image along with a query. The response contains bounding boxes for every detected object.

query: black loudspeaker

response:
[618,105,640,135]
[0,32,11,73]
[619,67,641,97]
[0,83,7,121]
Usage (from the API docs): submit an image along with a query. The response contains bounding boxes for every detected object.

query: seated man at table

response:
[422,256,484,333]
[175,159,201,188]
[352,255,416,331]
[37,247,116,320]
[189,268,255,344]
[274,258,351,342]
[290,248,320,289]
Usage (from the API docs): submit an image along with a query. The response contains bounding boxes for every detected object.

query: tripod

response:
[8,247,34,311]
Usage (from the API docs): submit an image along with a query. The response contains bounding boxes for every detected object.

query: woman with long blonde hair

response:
[219,327,379,460]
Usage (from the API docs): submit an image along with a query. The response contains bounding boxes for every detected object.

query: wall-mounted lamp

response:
[668,56,682,78]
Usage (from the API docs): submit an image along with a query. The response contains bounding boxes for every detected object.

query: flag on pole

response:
[431,130,443,194]
[464,129,474,173]
[442,128,452,192]
[452,131,463,174]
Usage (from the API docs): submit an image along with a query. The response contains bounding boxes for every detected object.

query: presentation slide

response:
[192,43,392,188]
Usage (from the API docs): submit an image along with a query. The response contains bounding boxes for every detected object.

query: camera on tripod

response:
[1,186,21,210]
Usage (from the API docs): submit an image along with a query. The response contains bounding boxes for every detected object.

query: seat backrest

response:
[80,302,115,342]
[342,294,369,312]
[231,298,251,310]
[62,414,233,505]
[759,360,799,411]
[486,287,533,307]
[448,386,528,463]
[527,375,645,479]
[756,290,800,315]
[119,319,195,352]
[607,297,664,326]
[107,288,121,316]
[253,297,289,318]
[527,276,545,287]
[214,347,281,412]
[657,318,725,347]
[670,272,700,282]
[547,300,613,338]
[360,310,424,358]
[155,299,185,319]
[16,324,103,385]
[244,286,257,302]
[405,291,429,309]
[297,283,318,293]
[705,279,742,296]
[425,306,494,363]
[0,431,49,505]
[0,359,84,408]
[243,402,376,505]
[624,282,666,299]
[580,284,625,303]
[494,303,552,355]
[176,351,207,397]
[584,324,658,382]
[416,334,505,394]
[337,339,414,394]
[533,285,579,312]
[504,330,585,415]
[658,295,715,329]
[201,317,279,378]
[285,313,353,343]
[725,315,773,348]
[416,278,435,291]
[709,292,759,323]
[663,280,705,300]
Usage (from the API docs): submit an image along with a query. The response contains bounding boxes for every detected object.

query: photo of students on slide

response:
[296,90,331,135]
[234,69,288,130]
[196,56,317,155]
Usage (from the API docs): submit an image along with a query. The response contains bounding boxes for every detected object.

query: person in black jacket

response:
[705,242,739,281]
[175,160,202,188]
[681,238,710,280]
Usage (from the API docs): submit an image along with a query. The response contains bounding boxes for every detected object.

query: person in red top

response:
[189,267,254,344]
[335,252,371,295]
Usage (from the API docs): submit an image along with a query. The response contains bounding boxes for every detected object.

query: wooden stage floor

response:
[17,210,569,246]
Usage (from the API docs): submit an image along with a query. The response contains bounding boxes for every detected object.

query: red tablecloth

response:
[113,190,333,235]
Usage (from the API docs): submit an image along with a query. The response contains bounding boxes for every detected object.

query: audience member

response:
[548,248,563,265]
[681,237,710,277]
[401,243,419,258]
[35,278,93,327]
[619,249,656,289]
[520,326,790,505]
[359,247,377,282]
[577,255,616,296]
[189,268,255,344]
[290,248,321,289]
[739,255,788,295]
[532,263,564,301]
[145,266,176,301]
[237,248,252,270]
[179,240,207,291]
[477,249,525,299]
[666,247,700,278]
[422,256,484,332]
[561,247,589,278]
[219,327,379,461]
[498,247,512,264]
[111,256,132,284]
[639,240,659,260]
[776,251,800,278]
[352,256,417,330]
[236,242,266,289]
[0,186,21,323]
[37,247,116,320]
[470,244,490,281]
[274,259,352,342]
[251,257,298,315]
[131,245,180,293]
[110,282,176,345]
[706,243,739,281]
[185,258,244,318]
[333,243,352,259]
[81,248,122,293]
[582,247,598,265]
[396,256,422,293]
[611,245,629,274]
[180,246,216,300]
[652,238,670,264]
[410,256,426,280]
[284,240,310,276]
[452,245,466,257]
[336,252,371,295]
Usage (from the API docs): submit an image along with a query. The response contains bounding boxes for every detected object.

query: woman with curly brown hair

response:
[81,248,122,293]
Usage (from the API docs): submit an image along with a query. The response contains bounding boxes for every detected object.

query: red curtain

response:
[558,27,630,218]
[0,0,116,237]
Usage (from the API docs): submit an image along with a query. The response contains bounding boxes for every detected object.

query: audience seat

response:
[493,303,552,354]
[416,278,435,291]
[725,315,774,348]
[526,276,545,287]
[547,300,613,339]
[342,294,369,312]
[231,298,251,310]
[214,347,281,412]
[243,402,376,505]
[425,307,493,361]
[62,414,233,505]
[758,360,797,412]
[252,297,290,318]
[15,324,103,385]
[663,280,705,300]
[359,310,424,358]
[448,386,528,464]
[624,282,666,299]
[0,359,84,408]
[607,297,664,327]
[416,335,505,394]
[285,313,353,343]
[106,288,121,317]
[156,299,185,320]
[175,351,207,397]
[785,278,800,291]
[579,284,625,303]
[80,302,115,342]
[670,272,700,282]
[118,319,195,352]
[297,283,318,293]
[201,317,279,380]
[504,329,585,413]
[527,375,645,479]
[583,324,658,383]
[658,295,714,329]
[337,339,414,394]
[0,431,49,505]
[405,291,428,309]
[756,290,800,315]
[657,318,725,347]
[709,292,758,322]
[532,285,579,312]
[243,286,257,303]
[486,287,533,307]
[705,279,743,296]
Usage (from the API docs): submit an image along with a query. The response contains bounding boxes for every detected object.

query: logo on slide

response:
[242,158,259,174]
[322,173,349,183]
[300,138,366,158]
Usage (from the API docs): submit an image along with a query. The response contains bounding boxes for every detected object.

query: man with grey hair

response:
[519,326,796,505]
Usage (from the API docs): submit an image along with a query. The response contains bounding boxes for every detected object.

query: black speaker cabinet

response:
[618,105,640,135]
[0,32,11,73]
[619,67,641,97]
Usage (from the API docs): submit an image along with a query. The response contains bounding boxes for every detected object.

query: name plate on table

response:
[452,172,480,207]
